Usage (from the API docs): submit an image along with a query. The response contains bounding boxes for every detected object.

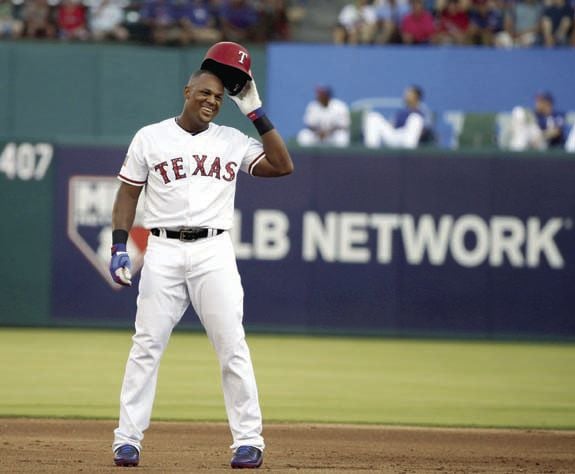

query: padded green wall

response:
[0,42,266,325]
[0,141,53,324]
[0,42,267,146]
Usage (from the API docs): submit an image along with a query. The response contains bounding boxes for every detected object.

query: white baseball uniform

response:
[296,98,351,148]
[112,117,266,454]
[363,110,424,149]
[565,123,575,153]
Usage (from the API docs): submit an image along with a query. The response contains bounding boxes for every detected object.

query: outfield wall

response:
[0,42,267,145]
[2,141,574,338]
[268,45,575,147]
[2,42,575,149]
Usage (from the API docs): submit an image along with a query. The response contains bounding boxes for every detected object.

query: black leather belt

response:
[150,227,224,242]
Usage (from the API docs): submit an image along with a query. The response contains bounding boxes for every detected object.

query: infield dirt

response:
[0,419,574,473]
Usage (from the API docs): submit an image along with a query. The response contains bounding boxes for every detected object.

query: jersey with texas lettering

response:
[118,117,265,230]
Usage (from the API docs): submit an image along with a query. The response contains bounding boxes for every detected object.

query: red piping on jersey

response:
[248,152,266,175]
[118,174,147,185]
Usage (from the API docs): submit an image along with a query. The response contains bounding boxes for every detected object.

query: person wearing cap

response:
[535,92,567,149]
[363,85,434,149]
[296,85,351,148]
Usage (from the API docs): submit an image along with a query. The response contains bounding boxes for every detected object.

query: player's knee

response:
[216,337,250,371]
[132,331,168,361]
[332,131,350,147]
[297,129,318,147]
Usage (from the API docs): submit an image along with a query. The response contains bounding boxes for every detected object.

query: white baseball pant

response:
[296,128,350,147]
[113,231,264,453]
[363,111,424,149]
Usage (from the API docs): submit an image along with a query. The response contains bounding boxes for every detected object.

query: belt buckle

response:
[179,228,199,241]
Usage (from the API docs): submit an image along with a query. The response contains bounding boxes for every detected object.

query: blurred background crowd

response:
[334,0,575,47]
[1,0,573,153]
[0,0,291,44]
[1,0,574,48]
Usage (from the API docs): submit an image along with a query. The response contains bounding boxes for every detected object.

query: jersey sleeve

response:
[118,130,148,186]
[303,102,317,128]
[240,136,266,176]
[335,102,351,129]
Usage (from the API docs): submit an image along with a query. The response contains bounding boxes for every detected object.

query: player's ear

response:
[184,85,191,100]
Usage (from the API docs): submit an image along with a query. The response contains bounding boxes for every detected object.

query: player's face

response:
[404,88,417,107]
[316,90,330,107]
[535,98,551,115]
[183,73,224,126]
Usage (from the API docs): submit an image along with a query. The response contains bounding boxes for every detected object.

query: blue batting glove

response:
[110,243,132,287]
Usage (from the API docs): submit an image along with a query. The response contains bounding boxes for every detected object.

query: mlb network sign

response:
[68,176,569,290]
[234,210,570,269]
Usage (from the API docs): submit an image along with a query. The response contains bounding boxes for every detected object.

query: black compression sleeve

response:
[112,229,129,245]
[253,115,274,136]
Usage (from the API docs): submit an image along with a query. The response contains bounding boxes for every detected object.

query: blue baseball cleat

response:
[231,446,264,469]
[230,446,263,469]
[114,444,140,467]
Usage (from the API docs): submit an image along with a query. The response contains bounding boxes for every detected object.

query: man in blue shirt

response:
[363,85,434,149]
[468,0,505,46]
[535,91,566,149]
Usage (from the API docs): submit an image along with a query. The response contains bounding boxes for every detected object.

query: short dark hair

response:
[187,69,217,84]
[536,91,554,104]
[410,85,424,101]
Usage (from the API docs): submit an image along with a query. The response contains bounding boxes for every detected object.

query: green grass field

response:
[1,328,574,429]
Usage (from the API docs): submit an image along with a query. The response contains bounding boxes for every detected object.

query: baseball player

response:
[109,42,293,469]
[296,85,351,148]
[534,91,567,149]
[363,85,433,149]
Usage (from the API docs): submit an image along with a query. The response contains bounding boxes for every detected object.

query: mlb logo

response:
[67,176,148,288]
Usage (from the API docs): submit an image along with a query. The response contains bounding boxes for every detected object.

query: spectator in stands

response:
[21,0,56,38]
[467,0,508,46]
[139,0,186,45]
[0,0,23,39]
[374,0,409,44]
[334,0,378,44]
[121,2,150,42]
[503,0,542,47]
[179,0,222,44]
[434,0,470,45]
[259,0,291,41]
[534,91,567,148]
[219,0,261,42]
[363,85,434,149]
[297,85,351,148]
[400,0,436,44]
[57,0,89,41]
[89,0,129,42]
[541,0,573,47]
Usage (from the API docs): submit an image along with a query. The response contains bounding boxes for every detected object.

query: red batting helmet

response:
[201,42,252,96]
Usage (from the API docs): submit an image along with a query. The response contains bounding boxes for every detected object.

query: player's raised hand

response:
[110,243,132,287]
[229,78,262,117]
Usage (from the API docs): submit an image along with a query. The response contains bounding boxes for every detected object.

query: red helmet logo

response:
[201,42,252,96]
